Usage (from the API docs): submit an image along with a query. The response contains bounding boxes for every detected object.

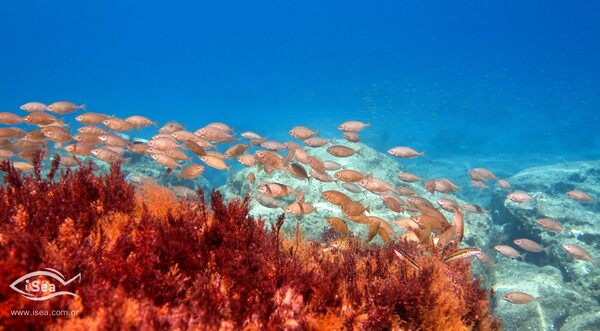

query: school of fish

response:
[1,101,597,308]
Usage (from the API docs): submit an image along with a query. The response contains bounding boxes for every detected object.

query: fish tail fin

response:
[366,205,371,214]
[543,247,550,254]
[79,103,87,111]
[420,151,426,158]
[520,252,527,261]
[357,147,364,157]
[58,117,69,128]
[315,129,320,137]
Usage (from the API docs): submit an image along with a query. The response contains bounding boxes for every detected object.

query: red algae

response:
[0,154,500,330]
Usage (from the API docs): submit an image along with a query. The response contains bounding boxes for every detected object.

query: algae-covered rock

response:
[490,160,600,331]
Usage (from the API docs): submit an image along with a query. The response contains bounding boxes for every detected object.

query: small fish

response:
[59,155,81,168]
[247,172,256,184]
[289,126,318,140]
[255,150,285,170]
[125,115,156,128]
[443,247,481,263]
[309,169,334,182]
[326,217,348,237]
[151,154,181,169]
[200,155,229,171]
[462,203,488,214]
[177,164,205,179]
[327,145,361,157]
[387,146,424,158]
[283,201,315,215]
[562,244,597,262]
[452,209,464,244]
[358,177,394,193]
[322,161,342,170]
[284,141,303,151]
[257,183,294,197]
[535,218,563,232]
[397,172,422,183]
[171,186,198,199]
[506,191,533,203]
[342,131,360,142]
[64,143,94,156]
[437,198,460,212]
[20,102,47,112]
[129,142,151,154]
[103,117,133,131]
[434,178,459,193]
[341,182,363,194]
[75,112,108,125]
[380,194,406,213]
[395,186,417,196]
[496,179,512,190]
[91,148,124,163]
[394,249,421,271]
[78,125,108,135]
[288,163,309,180]
[148,137,180,151]
[333,169,367,182]
[99,134,128,147]
[341,201,370,217]
[471,180,489,190]
[195,127,234,143]
[261,140,287,151]
[47,101,85,114]
[186,141,209,157]
[566,189,594,202]
[241,131,262,140]
[306,156,327,173]
[365,219,380,243]
[496,179,512,191]
[321,190,352,206]
[513,238,548,253]
[206,122,233,133]
[494,245,525,260]
[237,154,256,167]
[475,251,496,266]
[337,120,370,132]
[304,137,330,148]
[467,168,497,181]
[159,121,185,134]
[501,292,540,304]
[393,218,420,232]
[12,161,34,173]
[436,225,456,247]
[0,112,23,125]
[255,194,282,209]
[223,144,250,158]
[172,130,202,143]
[22,113,62,126]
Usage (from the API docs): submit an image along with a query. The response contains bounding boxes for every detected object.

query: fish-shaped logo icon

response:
[9,268,81,301]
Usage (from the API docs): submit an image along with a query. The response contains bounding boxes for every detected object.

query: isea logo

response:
[9,268,81,301]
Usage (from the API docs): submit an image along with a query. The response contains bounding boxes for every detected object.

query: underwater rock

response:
[491,160,600,330]
[493,264,599,330]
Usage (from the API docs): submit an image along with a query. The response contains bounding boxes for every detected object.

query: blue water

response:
[2,0,599,166]
[2,1,600,329]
